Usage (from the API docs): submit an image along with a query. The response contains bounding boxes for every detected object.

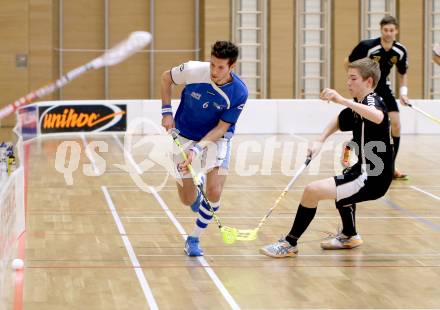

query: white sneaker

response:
[321,233,363,250]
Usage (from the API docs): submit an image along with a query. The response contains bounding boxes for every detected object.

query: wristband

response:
[190,144,203,157]
[400,86,408,97]
[161,104,173,116]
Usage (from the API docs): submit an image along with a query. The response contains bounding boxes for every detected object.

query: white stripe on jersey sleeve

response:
[170,61,211,85]
[367,45,381,57]
[170,60,232,109]
[391,46,405,61]
[394,42,408,52]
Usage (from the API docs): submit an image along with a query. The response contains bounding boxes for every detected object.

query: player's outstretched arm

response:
[320,88,384,124]
[179,120,231,172]
[308,115,339,158]
[197,120,231,149]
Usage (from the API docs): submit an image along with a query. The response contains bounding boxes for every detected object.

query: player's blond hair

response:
[348,58,381,89]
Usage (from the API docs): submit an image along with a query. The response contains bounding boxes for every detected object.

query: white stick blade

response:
[92,31,152,68]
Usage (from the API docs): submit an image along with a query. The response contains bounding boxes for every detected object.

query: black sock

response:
[285,204,317,246]
[392,136,400,162]
[337,203,357,237]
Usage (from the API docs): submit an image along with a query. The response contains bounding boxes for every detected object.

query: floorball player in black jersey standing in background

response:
[347,15,409,180]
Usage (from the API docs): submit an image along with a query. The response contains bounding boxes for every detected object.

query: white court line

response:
[112,133,125,150]
[121,215,440,220]
[105,184,440,189]
[106,187,440,193]
[111,135,240,309]
[149,186,241,310]
[101,186,159,310]
[137,252,440,258]
[81,133,100,175]
[411,186,440,201]
[111,188,304,192]
[104,168,440,174]
[104,171,440,176]
[112,133,143,175]
[23,184,440,190]
[289,134,309,142]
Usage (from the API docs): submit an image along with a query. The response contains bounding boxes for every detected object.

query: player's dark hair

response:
[348,58,381,89]
[211,41,239,66]
[380,15,398,28]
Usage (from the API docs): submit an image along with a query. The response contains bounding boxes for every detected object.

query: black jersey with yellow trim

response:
[348,37,408,88]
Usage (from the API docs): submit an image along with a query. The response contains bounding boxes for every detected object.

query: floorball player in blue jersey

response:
[160,41,248,256]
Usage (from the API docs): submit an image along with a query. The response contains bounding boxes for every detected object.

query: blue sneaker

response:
[184,236,204,256]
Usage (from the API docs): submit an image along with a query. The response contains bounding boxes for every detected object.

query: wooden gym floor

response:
[2,133,440,309]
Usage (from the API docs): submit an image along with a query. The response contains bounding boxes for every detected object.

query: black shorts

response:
[375,85,399,112]
[334,170,392,206]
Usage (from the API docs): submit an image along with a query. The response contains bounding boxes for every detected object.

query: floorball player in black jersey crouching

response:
[260,58,393,258]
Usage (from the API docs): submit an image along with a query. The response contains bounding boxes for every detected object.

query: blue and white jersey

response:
[170,61,248,141]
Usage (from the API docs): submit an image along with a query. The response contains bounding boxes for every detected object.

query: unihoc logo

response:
[190,91,202,100]
[39,104,126,133]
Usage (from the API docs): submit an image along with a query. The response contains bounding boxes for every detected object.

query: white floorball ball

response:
[12,258,24,270]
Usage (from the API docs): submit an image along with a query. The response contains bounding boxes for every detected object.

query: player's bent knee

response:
[206,186,222,202]
[391,122,401,132]
[179,191,198,206]
[303,183,320,201]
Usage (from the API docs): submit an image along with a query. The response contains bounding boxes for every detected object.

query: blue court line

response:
[383,198,440,232]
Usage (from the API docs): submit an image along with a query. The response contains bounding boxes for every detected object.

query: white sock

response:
[191,200,220,238]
